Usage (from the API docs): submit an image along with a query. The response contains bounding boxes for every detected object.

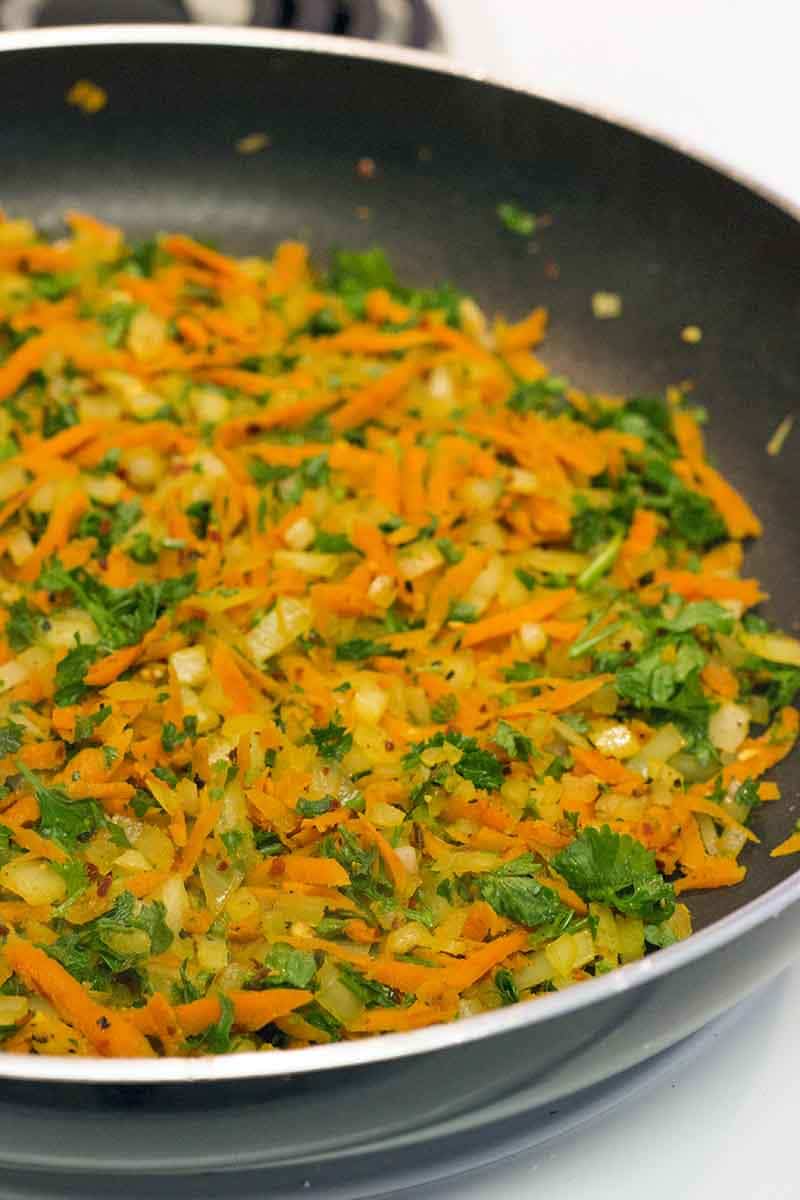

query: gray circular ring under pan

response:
[0,986,757,1198]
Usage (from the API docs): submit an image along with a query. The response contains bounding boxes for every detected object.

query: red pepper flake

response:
[356,157,377,180]
[97,873,112,897]
[270,857,286,877]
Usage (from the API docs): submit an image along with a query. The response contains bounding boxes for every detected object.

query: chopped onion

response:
[170,644,209,687]
[708,702,750,754]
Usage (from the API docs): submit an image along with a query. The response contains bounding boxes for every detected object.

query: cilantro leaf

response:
[405,731,504,792]
[186,993,235,1054]
[37,561,196,649]
[479,854,571,928]
[313,531,356,554]
[503,661,543,683]
[52,859,90,914]
[73,705,111,742]
[659,601,734,635]
[553,826,675,923]
[18,763,106,851]
[309,719,353,762]
[5,597,38,652]
[335,638,400,662]
[45,890,173,992]
[263,943,318,989]
[493,720,534,762]
[0,720,24,758]
[495,967,519,1005]
[338,962,398,1008]
[53,639,99,707]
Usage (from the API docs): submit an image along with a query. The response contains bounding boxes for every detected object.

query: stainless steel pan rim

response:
[0,23,798,1085]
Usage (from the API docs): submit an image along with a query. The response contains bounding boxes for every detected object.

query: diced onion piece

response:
[628,723,685,776]
[514,951,553,991]
[708,702,750,754]
[86,475,123,505]
[0,859,66,906]
[284,516,315,551]
[245,597,312,664]
[113,849,153,873]
[366,799,405,828]
[740,630,800,668]
[170,644,209,687]
[353,679,388,726]
[394,845,418,873]
[127,308,167,360]
[29,480,57,513]
[196,935,228,972]
[367,573,396,608]
[198,858,244,915]
[0,996,29,1026]
[508,468,538,495]
[7,527,34,566]
[316,960,364,1027]
[191,387,230,425]
[427,365,453,402]
[43,608,100,650]
[155,873,189,936]
[519,622,547,656]
[398,541,444,581]
[591,723,640,760]
[463,477,502,512]
[0,657,29,693]
[465,555,503,614]
[272,550,339,578]
[225,886,260,927]
[386,921,425,956]
[0,462,28,504]
[616,915,644,963]
[123,447,163,491]
[459,297,492,347]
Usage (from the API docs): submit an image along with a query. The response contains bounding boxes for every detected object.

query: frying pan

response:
[0,26,798,1092]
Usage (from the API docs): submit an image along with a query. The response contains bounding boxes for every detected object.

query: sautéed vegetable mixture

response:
[0,212,796,1058]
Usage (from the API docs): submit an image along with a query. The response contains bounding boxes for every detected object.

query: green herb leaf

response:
[0,720,24,758]
[479,854,570,928]
[493,720,534,762]
[553,825,675,923]
[338,962,398,1008]
[5,597,38,652]
[309,719,353,762]
[261,942,317,989]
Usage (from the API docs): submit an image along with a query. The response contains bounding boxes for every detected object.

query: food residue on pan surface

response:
[497,203,537,237]
[235,133,271,156]
[65,80,107,115]
[591,291,622,320]
[0,211,796,1058]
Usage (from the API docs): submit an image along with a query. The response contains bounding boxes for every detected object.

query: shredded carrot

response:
[178,803,221,878]
[282,856,350,887]
[461,589,575,647]
[5,938,155,1057]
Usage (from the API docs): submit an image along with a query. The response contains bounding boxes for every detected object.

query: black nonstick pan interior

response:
[1,32,799,940]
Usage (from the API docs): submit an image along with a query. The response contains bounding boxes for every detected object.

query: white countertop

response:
[423,3,800,1198]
